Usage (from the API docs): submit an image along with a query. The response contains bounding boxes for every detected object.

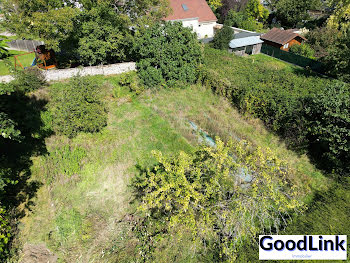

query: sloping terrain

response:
[13,73,329,262]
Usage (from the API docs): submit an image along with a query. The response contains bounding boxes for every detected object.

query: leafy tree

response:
[1,0,169,51]
[1,0,78,43]
[31,7,79,51]
[133,22,203,88]
[326,31,350,82]
[275,0,321,27]
[244,0,269,22]
[50,76,107,138]
[219,0,249,21]
[133,138,303,261]
[264,0,280,11]
[207,0,223,11]
[67,4,131,65]
[225,10,264,31]
[306,82,350,171]
[289,43,316,59]
[212,25,234,50]
[306,27,340,58]
[326,0,350,32]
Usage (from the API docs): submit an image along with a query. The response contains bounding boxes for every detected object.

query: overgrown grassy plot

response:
[15,73,329,262]
[143,86,328,198]
[19,76,192,262]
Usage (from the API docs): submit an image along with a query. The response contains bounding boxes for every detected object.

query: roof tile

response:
[164,0,217,22]
[261,28,306,45]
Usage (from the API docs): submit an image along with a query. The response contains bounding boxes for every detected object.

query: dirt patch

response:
[20,243,57,263]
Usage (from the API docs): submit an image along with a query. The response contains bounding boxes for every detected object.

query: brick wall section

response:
[0,62,136,83]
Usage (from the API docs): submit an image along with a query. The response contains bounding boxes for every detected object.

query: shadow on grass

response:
[0,88,51,255]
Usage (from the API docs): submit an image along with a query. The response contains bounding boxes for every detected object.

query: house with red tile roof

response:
[163,0,218,39]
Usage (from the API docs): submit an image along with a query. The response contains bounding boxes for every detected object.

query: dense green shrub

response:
[133,22,203,88]
[0,69,48,261]
[323,29,350,83]
[50,76,107,138]
[133,138,302,261]
[0,207,11,260]
[306,82,350,171]
[12,68,47,93]
[212,25,234,50]
[119,72,144,95]
[289,43,316,59]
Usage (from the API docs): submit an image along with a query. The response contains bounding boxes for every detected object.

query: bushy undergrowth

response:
[49,76,107,138]
[0,207,11,260]
[212,25,234,50]
[133,138,303,261]
[12,68,47,93]
[202,47,350,172]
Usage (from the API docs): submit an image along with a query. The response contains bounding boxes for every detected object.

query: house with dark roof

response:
[260,28,306,51]
[163,0,217,39]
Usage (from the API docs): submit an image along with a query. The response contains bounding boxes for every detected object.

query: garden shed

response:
[260,27,306,51]
[228,32,263,56]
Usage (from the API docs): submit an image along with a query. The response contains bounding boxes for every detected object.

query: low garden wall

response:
[0,62,136,83]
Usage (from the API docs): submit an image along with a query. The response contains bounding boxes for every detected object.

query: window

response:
[283,43,289,49]
[182,4,189,11]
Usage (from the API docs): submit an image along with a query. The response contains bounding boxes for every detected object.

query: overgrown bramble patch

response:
[133,138,304,261]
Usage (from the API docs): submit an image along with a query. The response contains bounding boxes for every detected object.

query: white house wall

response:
[171,18,216,39]
[197,21,216,38]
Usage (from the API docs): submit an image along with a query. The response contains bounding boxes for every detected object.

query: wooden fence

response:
[261,44,325,74]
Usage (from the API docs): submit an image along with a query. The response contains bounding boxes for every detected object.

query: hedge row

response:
[202,47,350,173]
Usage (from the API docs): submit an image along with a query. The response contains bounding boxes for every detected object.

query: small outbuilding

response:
[228,32,264,56]
[260,27,306,51]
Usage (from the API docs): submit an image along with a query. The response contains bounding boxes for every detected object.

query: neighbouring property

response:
[260,27,306,51]
[164,0,217,39]
[228,32,263,56]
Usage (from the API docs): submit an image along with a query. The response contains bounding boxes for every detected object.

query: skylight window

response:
[182,4,189,11]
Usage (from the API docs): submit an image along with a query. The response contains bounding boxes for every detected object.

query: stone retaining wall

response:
[0,62,136,83]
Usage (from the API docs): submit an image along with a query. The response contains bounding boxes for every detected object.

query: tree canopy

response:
[1,0,169,51]
[133,22,203,87]
[275,0,321,27]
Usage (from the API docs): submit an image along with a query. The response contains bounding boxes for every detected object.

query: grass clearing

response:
[0,50,35,75]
